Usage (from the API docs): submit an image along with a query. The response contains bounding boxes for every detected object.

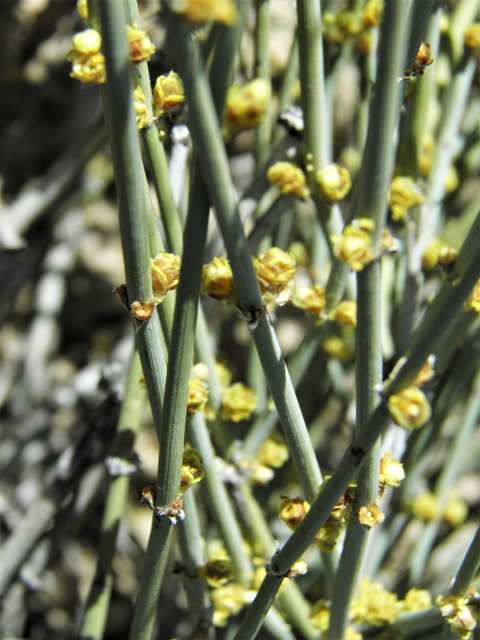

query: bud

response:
[126,24,155,63]
[153,71,185,117]
[464,23,480,51]
[267,162,310,199]
[419,132,435,177]
[254,247,296,305]
[412,358,435,387]
[412,491,439,522]
[292,284,326,317]
[358,503,385,528]
[192,362,209,381]
[200,552,234,588]
[362,0,384,27]
[179,448,204,494]
[410,42,434,76]
[317,164,352,202]
[77,0,88,22]
[131,300,155,322]
[355,29,373,55]
[387,176,423,220]
[256,435,289,469]
[150,251,181,304]
[387,387,431,430]
[466,279,480,313]
[422,237,445,270]
[68,29,106,84]
[216,362,232,386]
[330,301,357,327]
[187,378,209,415]
[250,463,275,484]
[315,522,342,552]
[444,165,459,194]
[172,0,237,26]
[279,496,310,530]
[133,87,149,129]
[225,79,270,134]
[381,229,400,253]
[442,496,468,528]
[201,257,237,305]
[286,561,307,578]
[322,335,352,361]
[379,452,405,488]
[221,383,258,422]
[331,219,375,271]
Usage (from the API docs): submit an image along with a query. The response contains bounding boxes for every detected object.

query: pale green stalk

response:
[80,350,146,640]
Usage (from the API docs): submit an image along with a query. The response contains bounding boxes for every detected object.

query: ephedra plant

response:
[1,0,480,639]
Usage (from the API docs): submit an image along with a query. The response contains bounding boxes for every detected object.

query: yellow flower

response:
[126,23,155,63]
[331,219,375,271]
[201,257,237,305]
[292,285,326,317]
[150,251,181,304]
[362,0,384,27]
[267,162,310,199]
[211,584,247,627]
[358,503,385,528]
[438,246,457,270]
[387,176,423,220]
[200,551,233,588]
[396,588,432,613]
[422,237,445,270]
[133,87,149,129]
[279,496,310,530]
[317,164,352,202]
[442,496,468,528]
[464,24,480,52]
[412,491,439,522]
[172,0,238,26]
[322,335,353,361]
[310,599,330,631]
[179,448,204,494]
[330,301,357,327]
[131,299,155,322]
[216,362,232,386]
[437,591,478,640]
[351,577,399,626]
[68,29,106,84]
[379,452,405,489]
[249,463,275,484]
[254,247,296,306]
[187,378,209,415]
[315,521,342,552]
[225,79,270,134]
[387,387,431,430]
[77,0,88,22]
[221,383,258,422]
[153,71,185,117]
[466,279,480,313]
[256,435,289,469]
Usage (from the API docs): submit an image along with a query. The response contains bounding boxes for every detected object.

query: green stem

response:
[253,0,271,167]
[80,350,146,640]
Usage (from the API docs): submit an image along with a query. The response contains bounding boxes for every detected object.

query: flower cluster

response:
[187,377,209,415]
[330,301,357,327]
[292,285,326,317]
[248,434,289,484]
[437,588,478,640]
[358,503,384,528]
[387,176,423,220]
[387,387,431,430]
[254,247,296,305]
[351,577,399,626]
[153,71,185,118]
[200,551,234,588]
[331,218,375,271]
[317,164,352,202]
[150,251,181,304]
[267,162,310,199]
[221,382,258,422]
[68,29,106,84]
[179,448,204,494]
[126,24,155,63]
[133,87,149,129]
[211,583,248,627]
[224,79,270,135]
[201,257,237,305]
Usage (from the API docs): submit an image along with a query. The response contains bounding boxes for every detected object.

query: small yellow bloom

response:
[412,491,439,522]
[358,503,385,528]
[249,463,275,484]
[179,448,204,494]
[267,162,310,199]
[330,301,357,327]
[310,599,330,631]
[437,590,478,640]
[442,496,468,528]
[150,251,181,304]
[187,378,209,415]
[464,24,480,52]
[224,79,270,134]
[216,362,232,386]
[422,237,445,270]
[279,496,310,530]
[396,588,432,613]
[221,383,258,422]
[381,229,400,253]
[465,279,480,313]
[201,257,237,305]
[172,0,238,26]
[126,23,155,64]
[68,29,106,84]
[77,0,88,21]
[211,584,247,627]
[317,164,352,202]
[315,521,342,552]
[445,165,459,194]
[153,71,185,117]
[438,246,457,270]
[286,561,308,578]
[256,435,289,469]
[131,299,155,322]
[387,387,431,430]
[292,285,325,317]
[419,132,435,177]
[331,219,375,271]
[387,176,423,220]
[192,362,209,381]
[133,87,149,129]
[254,247,296,306]
[379,452,405,489]
[200,552,234,588]
[411,42,434,77]
[322,335,353,361]
[351,577,399,626]
[362,0,384,27]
